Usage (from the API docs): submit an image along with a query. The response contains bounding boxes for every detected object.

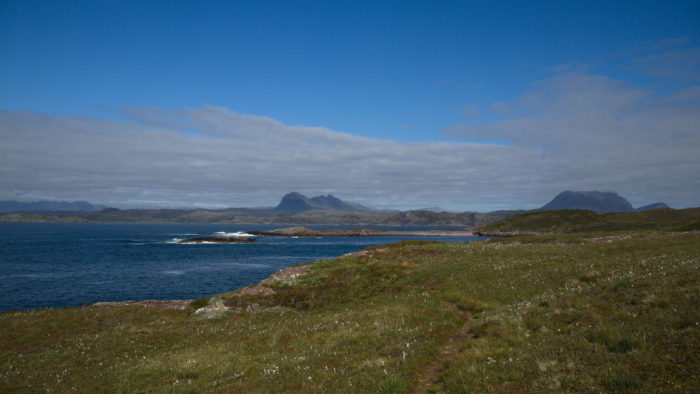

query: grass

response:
[1,232,698,392]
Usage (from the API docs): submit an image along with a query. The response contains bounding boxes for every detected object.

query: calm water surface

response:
[0,222,484,312]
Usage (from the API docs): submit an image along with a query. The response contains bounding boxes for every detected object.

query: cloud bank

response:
[0,107,551,210]
[1,69,698,211]
[446,70,700,209]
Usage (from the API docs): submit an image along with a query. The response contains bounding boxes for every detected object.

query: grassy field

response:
[1,226,698,391]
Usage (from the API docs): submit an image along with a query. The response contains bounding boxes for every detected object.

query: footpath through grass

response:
[1,233,698,392]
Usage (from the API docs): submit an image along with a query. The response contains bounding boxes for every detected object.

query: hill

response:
[540,191,634,212]
[476,207,700,234]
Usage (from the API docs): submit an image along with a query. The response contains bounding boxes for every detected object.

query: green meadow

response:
[1,212,699,392]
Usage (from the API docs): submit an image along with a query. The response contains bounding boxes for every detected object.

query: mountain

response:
[0,200,105,213]
[540,191,634,213]
[635,202,670,211]
[273,192,369,213]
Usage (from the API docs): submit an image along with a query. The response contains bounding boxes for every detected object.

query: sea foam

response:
[214,231,255,237]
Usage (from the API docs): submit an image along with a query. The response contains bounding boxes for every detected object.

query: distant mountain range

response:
[0,200,106,213]
[539,191,669,213]
[0,193,520,226]
[273,192,370,213]
[0,191,675,225]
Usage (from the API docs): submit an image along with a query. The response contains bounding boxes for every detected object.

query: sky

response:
[1,0,699,211]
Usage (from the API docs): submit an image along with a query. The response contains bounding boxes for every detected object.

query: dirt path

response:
[410,304,473,393]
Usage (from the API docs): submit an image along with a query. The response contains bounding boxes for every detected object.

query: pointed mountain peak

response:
[273,192,369,213]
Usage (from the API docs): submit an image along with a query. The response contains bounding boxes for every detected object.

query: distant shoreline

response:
[0,206,525,227]
[0,220,475,229]
[249,227,476,237]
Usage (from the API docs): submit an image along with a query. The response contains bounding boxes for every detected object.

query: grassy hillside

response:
[2,232,698,392]
[476,208,700,234]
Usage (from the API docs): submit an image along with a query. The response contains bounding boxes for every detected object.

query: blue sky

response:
[1,1,699,210]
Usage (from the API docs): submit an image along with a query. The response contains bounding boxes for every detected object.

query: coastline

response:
[249,227,475,237]
[0,223,482,313]
[87,234,480,312]
[89,248,356,311]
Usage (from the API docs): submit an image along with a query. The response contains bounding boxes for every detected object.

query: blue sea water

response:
[0,222,484,312]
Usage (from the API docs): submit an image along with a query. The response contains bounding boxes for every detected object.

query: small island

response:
[177,232,256,244]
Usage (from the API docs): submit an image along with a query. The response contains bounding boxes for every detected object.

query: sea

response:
[0,222,484,312]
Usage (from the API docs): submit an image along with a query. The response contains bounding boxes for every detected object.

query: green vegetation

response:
[1,228,698,391]
[477,207,700,233]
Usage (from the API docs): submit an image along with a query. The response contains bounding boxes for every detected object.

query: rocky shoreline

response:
[91,241,395,312]
[91,261,315,311]
[91,229,479,311]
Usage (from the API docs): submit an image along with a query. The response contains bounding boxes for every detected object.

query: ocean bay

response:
[0,222,482,312]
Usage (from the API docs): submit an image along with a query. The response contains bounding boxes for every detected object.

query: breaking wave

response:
[214,231,255,237]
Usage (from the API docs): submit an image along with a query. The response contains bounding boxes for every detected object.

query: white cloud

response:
[0,107,552,211]
[446,69,700,208]
[630,47,700,80]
